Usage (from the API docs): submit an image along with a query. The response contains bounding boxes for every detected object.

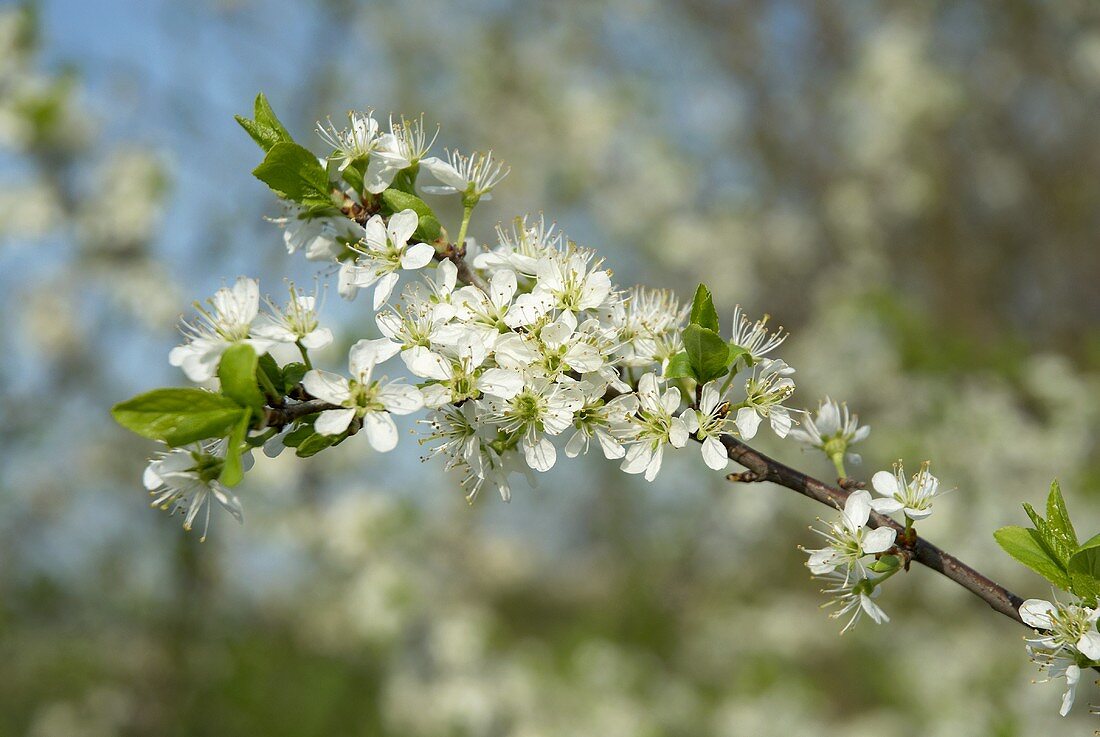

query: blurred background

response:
[2,0,1100,734]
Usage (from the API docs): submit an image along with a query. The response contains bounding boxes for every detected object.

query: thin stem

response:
[869,565,902,587]
[831,452,847,481]
[296,340,313,369]
[257,368,281,402]
[455,203,475,250]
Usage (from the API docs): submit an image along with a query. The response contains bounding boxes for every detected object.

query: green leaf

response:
[1067,533,1100,604]
[341,158,366,191]
[281,362,308,394]
[994,525,1071,590]
[252,141,332,206]
[727,343,749,368]
[869,554,900,573]
[295,432,338,458]
[689,284,720,333]
[682,324,730,384]
[257,353,283,397]
[236,93,293,152]
[390,166,419,194]
[217,344,266,416]
[111,388,246,447]
[219,411,251,487]
[663,351,695,380]
[1046,479,1078,548]
[381,190,443,242]
[282,423,315,448]
[1024,502,1075,569]
[253,92,291,141]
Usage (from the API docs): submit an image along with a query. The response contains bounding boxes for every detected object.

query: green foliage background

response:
[2,1,1100,734]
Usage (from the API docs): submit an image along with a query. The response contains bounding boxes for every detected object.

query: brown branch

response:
[432,240,489,292]
[718,434,1026,623]
[264,399,342,430]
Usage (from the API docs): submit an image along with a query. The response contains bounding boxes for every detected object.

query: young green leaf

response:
[682,324,730,384]
[219,411,251,487]
[727,343,749,369]
[253,93,291,141]
[281,362,308,394]
[993,525,1071,590]
[281,423,315,449]
[663,351,695,380]
[252,141,332,206]
[218,343,266,416]
[295,431,338,458]
[111,388,246,447]
[257,353,283,397]
[1045,479,1078,548]
[1023,502,1075,569]
[381,189,443,242]
[689,284,720,333]
[236,93,293,152]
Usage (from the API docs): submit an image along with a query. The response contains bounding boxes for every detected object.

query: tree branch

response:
[719,434,1026,624]
[433,240,489,292]
[264,399,342,430]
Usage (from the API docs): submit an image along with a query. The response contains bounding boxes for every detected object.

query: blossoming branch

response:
[110,94,1100,721]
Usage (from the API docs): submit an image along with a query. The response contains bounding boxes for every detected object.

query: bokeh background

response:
[3,0,1100,734]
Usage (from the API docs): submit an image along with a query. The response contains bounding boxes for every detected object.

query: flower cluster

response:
[132,103,804,534]
[803,490,897,632]
[1020,598,1100,716]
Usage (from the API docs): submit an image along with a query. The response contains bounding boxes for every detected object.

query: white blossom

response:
[421,149,509,202]
[613,286,687,369]
[485,377,583,472]
[735,359,796,439]
[681,380,732,471]
[729,304,787,362]
[1021,598,1100,662]
[804,490,896,580]
[168,276,275,382]
[340,210,435,308]
[364,114,439,194]
[870,460,942,521]
[620,373,689,481]
[316,110,382,172]
[472,215,563,276]
[143,443,245,541]
[252,283,333,350]
[789,396,870,465]
[1021,597,1100,717]
[301,338,423,450]
[275,208,363,262]
[817,570,890,634]
[565,386,636,460]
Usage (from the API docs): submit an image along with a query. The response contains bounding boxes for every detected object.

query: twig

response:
[264,399,341,430]
[718,434,1026,623]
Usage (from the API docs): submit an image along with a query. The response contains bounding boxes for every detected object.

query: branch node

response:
[726,470,764,483]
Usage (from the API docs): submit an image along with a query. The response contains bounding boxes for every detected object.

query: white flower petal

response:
[363,411,399,452]
[302,369,352,405]
[862,526,897,554]
[379,384,423,415]
[1019,599,1057,629]
[373,272,400,310]
[401,242,435,270]
[701,436,729,470]
[872,470,901,498]
[314,408,355,436]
